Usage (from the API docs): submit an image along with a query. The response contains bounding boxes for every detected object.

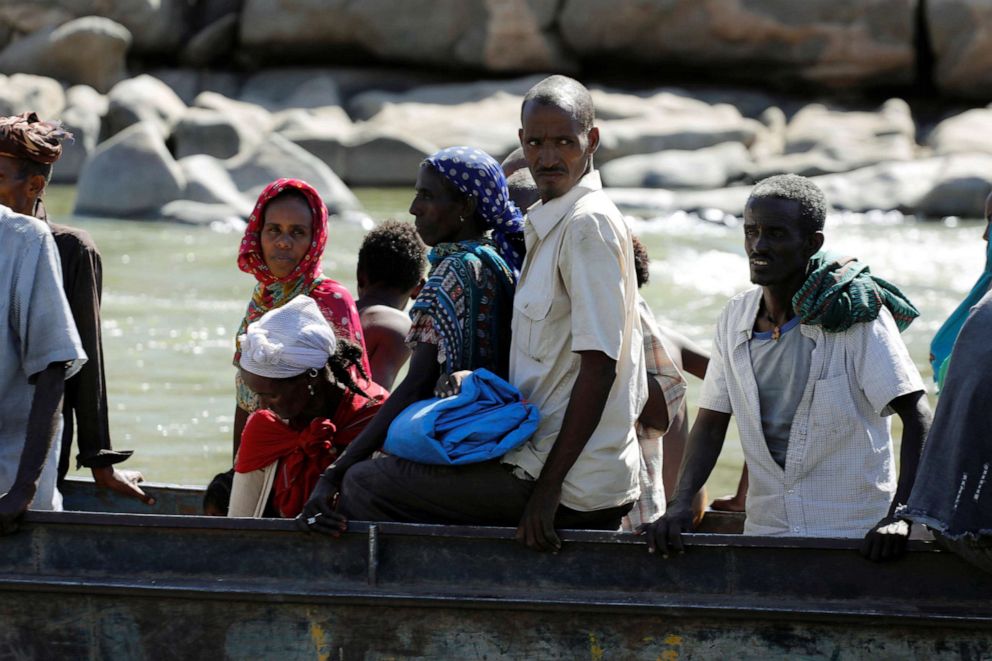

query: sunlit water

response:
[44,187,985,499]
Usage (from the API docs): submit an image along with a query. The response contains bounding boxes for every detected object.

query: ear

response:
[410,277,426,301]
[462,194,477,220]
[518,127,524,148]
[808,230,825,256]
[26,173,46,198]
[587,126,600,155]
[356,268,368,289]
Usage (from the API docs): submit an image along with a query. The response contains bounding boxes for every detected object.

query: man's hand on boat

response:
[860,514,911,562]
[517,483,563,553]
[642,504,695,558]
[0,483,34,535]
[296,469,348,536]
[92,467,156,505]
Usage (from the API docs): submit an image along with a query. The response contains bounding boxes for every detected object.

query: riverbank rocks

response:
[0,16,129,92]
[74,121,185,218]
[559,0,916,90]
[239,0,573,73]
[105,74,186,139]
[915,154,992,218]
[23,0,186,55]
[927,0,992,98]
[601,142,751,189]
[0,73,65,118]
[53,84,107,183]
[927,109,992,155]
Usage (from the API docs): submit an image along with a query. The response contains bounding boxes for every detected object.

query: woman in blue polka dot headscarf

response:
[423,146,526,273]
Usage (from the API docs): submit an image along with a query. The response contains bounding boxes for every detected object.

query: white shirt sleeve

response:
[852,307,925,415]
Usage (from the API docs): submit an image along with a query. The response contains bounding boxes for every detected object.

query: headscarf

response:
[930,239,992,389]
[424,146,525,272]
[239,296,337,379]
[234,178,328,363]
[0,111,72,164]
[792,250,920,333]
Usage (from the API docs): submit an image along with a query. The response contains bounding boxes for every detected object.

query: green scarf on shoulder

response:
[793,250,919,333]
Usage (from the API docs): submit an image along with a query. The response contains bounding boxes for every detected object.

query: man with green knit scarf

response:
[647,174,932,562]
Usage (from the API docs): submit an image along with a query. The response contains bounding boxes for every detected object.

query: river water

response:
[45,186,984,498]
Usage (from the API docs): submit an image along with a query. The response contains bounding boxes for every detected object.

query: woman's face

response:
[409,165,468,247]
[261,194,313,279]
[240,369,310,421]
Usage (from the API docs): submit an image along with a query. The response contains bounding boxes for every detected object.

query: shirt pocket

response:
[805,374,862,465]
[513,289,566,363]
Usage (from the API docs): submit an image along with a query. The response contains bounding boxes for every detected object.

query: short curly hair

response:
[632,235,650,289]
[357,219,427,292]
[748,174,827,234]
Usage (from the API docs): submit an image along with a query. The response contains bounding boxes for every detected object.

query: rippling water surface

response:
[45,187,985,498]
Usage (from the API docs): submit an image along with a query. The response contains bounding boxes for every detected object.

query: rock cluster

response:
[0,1,991,97]
[0,67,989,222]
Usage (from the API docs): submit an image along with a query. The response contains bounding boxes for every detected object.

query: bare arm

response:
[861,389,932,562]
[0,363,65,534]
[518,350,616,552]
[645,407,731,556]
[297,343,440,535]
[637,377,670,434]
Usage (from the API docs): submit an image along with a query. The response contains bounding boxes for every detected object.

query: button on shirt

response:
[698,288,924,537]
[502,171,647,512]
[0,207,86,511]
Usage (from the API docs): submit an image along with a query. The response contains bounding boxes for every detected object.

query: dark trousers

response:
[338,456,631,530]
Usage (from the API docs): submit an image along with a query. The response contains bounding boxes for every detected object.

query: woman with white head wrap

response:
[228,297,387,519]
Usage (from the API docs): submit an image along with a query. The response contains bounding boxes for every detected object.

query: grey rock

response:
[342,131,435,187]
[225,133,361,214]
[23,0,188,54]
[601,142,751,190]
[812,159,945,212]
[0,16,130,93]
[916,154,992,218]
[559,0,916,90]
[927,0,992,97]
[239,0,574,73]
[173,108,250,160]
[241,70,342,112]
[159,200,246,226]
[0,73,65,118]
[0,5,73,35]
[105,74,186,139]
[349,76,543,121]
[193,91,273,132]
[178,155,252,214]
[52,85,106,183]
[180,13,237,67]
[74,121,186,218]
[927,109,992,155]
[597,114,762,163]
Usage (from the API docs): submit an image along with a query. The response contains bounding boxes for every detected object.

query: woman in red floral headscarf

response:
[231,179,370,457]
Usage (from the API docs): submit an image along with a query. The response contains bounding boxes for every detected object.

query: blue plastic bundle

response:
[383,369,539,465]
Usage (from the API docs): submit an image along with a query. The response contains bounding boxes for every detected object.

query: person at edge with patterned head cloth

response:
[0,111,152,507]
[646,174,932,561]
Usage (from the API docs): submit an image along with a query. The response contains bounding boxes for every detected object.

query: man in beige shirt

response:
[322,76,649,550]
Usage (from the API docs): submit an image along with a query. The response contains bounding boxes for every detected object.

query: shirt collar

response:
[735,288,819,345]
[525,170,602,240]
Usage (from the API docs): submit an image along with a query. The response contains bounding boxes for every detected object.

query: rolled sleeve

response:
[854,308,925,415]
[562,214,626,359]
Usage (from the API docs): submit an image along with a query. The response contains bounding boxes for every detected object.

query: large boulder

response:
[180,13,237,67]
[812,159,946,213]
[341,131,436,186]
[597,113,762,163]
[601,142,751,189]
[239,0,573,72]
[926,109,992,155]
[915,154,992,218]
[559,0,916,90]
[52,85,107,183]
[747,99,917,179]
[240,70,344,112]
[74,121,186,218]
[927,0,992,97]
[179,155,253,214]
[105,74,186,139]
[0,73,65,118]
[0,16,130,92]
[173,108,249,160]
[225,133,361,214]
[23,0,188,55]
